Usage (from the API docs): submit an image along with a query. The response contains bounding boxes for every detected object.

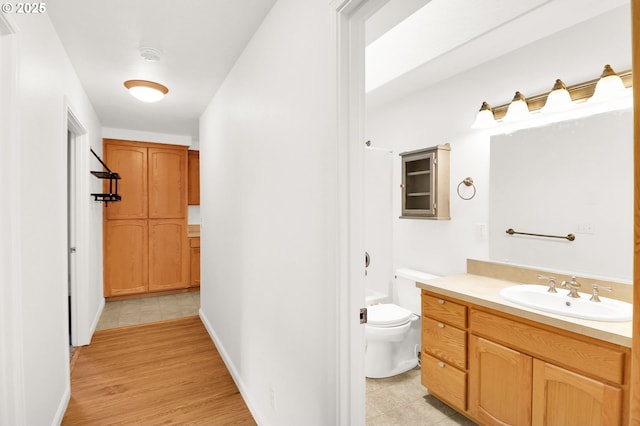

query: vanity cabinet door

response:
[532,359,622,426]
[469,335,532,426]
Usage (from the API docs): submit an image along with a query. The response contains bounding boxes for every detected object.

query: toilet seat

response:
[367,303,414,327]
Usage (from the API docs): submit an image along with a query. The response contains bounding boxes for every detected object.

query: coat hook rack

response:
[90,148,122,205]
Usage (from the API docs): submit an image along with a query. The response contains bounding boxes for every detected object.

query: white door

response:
[67,129,77,345]
[364,146,393,297]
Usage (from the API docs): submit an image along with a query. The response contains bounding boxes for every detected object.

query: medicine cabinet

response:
[400,144,450,219]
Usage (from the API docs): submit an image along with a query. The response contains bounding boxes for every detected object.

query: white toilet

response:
[365,269,439,379]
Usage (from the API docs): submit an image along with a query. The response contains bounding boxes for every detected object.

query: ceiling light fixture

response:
[124,80,169,103]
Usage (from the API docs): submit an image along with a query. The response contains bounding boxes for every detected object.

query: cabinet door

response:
[104,142,148,219]
[469,336,532,426]
[104,220,148,296]
[401,151,434,217]
[149,219,188,291]
[188,150,200,205]
[532,359,622,426]
[148,147,187,218]
[190,246,200,287]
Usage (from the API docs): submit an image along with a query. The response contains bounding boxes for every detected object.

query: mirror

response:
[488,109,633,282]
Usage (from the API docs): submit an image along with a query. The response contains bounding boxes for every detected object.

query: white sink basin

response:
[499,284,632,322]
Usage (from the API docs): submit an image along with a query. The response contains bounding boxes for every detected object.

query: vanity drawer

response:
[469,309,627,384]
[422,292,467,328]
[422,353,467,411]
[423,317,466,369]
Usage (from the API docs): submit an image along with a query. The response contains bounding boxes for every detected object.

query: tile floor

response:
[96,291,200,330]
[366,367,477,426]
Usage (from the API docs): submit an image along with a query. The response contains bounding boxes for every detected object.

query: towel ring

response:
[457,177,476,200]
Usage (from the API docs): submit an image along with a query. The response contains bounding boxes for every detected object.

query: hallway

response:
[64,315,255,425]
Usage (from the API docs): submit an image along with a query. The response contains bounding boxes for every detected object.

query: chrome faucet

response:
[590,283,612,302]
[560,276,581,298]
[537,274,557,293]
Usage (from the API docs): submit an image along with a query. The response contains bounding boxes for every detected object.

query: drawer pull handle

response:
[437,361,445,368]
[437,322,445,328]
[438,299,445,305]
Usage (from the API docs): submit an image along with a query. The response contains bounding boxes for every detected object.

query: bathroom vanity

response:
[418,260,632,426]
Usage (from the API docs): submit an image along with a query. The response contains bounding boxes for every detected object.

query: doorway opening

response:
[66,108,87,349]
[67,129,75,345]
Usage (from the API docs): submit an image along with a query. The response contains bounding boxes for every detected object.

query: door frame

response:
[331,0,389,424]
[334,0,640,424]
[630,0,640,421]
[66,102,90,346]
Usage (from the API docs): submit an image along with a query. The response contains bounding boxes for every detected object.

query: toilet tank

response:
[394,268,439,314]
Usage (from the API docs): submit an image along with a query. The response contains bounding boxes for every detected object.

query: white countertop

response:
[416,273,632,348]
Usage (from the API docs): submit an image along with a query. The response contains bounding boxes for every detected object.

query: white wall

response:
[366,5,632,279]
[102,126,192,147]
[198,0,337,424]
[490,110,633,281]
[2,13,103,425]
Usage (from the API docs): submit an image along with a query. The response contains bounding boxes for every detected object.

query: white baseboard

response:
[199,309,267,426]
[52,384,70,426]
[89,297,106,341]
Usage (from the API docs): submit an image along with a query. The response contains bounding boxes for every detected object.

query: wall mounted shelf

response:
[90,148,122,205]
[399,144,450,219]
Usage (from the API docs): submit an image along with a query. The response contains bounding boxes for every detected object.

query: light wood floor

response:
[63,316,256,425]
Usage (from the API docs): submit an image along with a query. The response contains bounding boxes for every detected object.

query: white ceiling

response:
[365,0,630,108]
[48,0,629,141]
[48,0,277,141]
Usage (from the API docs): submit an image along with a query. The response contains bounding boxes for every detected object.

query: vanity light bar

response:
[489,69,632,120]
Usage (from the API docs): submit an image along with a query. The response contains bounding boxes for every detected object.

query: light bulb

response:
[503,91,530,122]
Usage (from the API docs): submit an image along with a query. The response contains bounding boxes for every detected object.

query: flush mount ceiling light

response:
[124,80,169,103]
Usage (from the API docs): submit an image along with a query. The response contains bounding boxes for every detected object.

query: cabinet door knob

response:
[437,322,445,328]
[438,299,445,305]
[437,361,445,368]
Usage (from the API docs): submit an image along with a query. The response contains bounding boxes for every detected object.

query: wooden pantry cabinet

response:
[421,290,630,425]
[188,150,200,205]
[189,237,200,287]
[103,139,188,298]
